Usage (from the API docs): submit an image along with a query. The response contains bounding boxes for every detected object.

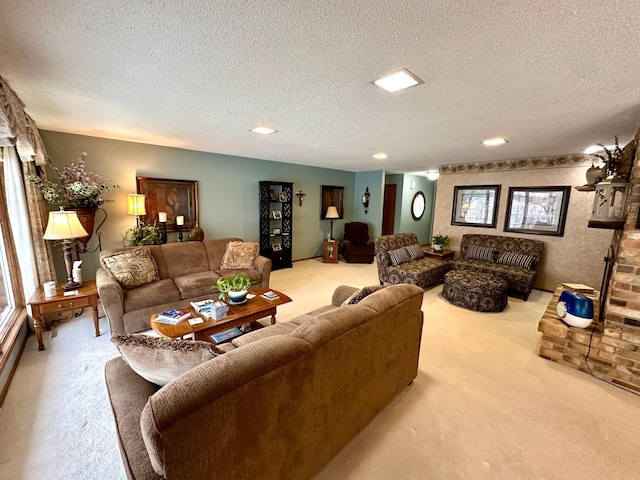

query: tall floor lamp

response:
[43,208,89,291]
[325,205,340,241]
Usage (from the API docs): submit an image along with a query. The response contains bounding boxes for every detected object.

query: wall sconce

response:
[126,194,146,226]
[362,187,371,214]
[43,207,89,291]
[295,190,306,206]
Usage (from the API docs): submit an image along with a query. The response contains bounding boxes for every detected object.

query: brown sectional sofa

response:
[374,232,451,289]
[451,234,544,300]
[105,283,425,480]
[96,238,271,335]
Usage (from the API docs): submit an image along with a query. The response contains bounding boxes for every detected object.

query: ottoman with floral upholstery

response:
[442,270,508,312]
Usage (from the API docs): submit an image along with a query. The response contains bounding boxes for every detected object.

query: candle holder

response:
[159,221,167,244]
[178,226,184,242]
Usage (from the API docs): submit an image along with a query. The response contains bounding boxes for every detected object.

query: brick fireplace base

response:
[538,286,640,393]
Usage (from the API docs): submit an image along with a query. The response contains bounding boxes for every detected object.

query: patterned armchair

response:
[374,233,451,289]
[451,234,544,300]
[343,222,375,263]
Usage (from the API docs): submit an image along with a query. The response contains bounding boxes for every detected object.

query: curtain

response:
[0,167,25,308]
[0,75,55,291]
[3,147,54,299]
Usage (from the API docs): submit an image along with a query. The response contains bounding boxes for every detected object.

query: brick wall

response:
[539,125,640,393]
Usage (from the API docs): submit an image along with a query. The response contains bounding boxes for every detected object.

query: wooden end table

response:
[27,280,100,351]
[151,288,292,342]
[322,241,339,263]
[422,248,455,260]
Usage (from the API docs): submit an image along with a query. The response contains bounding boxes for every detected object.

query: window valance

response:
[0,75,46,165]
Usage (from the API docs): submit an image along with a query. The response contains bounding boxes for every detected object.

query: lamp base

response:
[63,280,83,291]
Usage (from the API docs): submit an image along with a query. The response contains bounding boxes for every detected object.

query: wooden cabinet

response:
[323,241,339,263]
[259,181,293,270]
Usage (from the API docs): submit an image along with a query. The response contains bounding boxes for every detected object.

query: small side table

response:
[27,280,100,351]
[422,248,455,261]
[322,241,339,263]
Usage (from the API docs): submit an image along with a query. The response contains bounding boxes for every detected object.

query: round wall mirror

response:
[411,191,426,221]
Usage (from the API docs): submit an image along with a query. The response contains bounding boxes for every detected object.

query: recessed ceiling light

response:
[372,153,389,159]
[584,144,616,154]
[482,137,508,146]
[251,126,277,135]
[373,69,424,93]
[426,171,439,180]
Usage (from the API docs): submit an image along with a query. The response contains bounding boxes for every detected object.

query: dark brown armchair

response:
[343,222,375,263]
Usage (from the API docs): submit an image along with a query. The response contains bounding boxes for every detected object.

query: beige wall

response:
[432,158,612,292]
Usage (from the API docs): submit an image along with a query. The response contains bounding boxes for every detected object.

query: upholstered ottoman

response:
[443,270,508,312]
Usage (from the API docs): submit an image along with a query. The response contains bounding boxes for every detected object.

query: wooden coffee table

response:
[150,288,292,342]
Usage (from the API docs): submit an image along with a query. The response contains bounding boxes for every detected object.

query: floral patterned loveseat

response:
[374,233,451,289]
[451,234,544,301]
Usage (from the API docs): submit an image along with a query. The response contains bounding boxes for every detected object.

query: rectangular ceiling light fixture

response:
[374,68,424,93]
[251,126,277,135]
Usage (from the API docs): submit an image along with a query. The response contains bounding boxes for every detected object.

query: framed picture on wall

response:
[504,186,571,236]
[136,177,198,231]
[321,185,345,219]
[451,185,501,228]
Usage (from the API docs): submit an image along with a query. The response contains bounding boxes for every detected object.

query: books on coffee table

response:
[210,327,243,343]
[260,291,280,301]
[156,308,191,324]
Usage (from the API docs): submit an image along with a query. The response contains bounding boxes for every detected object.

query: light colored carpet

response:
[1,258,639,479]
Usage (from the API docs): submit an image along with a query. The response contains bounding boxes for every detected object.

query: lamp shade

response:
[126,194,146,216]
[43,209,89,240]
[325,206,340,219]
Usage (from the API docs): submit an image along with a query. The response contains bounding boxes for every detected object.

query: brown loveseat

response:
[105,284,424,480]
[96,238,271,335]
[374,232,451,289]
[451,234,544,300]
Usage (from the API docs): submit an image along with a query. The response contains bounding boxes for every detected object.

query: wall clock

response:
[411,191,426,221]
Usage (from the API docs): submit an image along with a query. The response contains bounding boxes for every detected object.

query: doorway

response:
[382,184,397,235]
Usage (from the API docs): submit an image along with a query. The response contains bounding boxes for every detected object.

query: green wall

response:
[353,171,385,238]
[385,173,436,245]
[41,131,357,279]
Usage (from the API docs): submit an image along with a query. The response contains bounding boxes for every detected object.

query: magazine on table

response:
[156,308,191,324]
[211,327,243,343]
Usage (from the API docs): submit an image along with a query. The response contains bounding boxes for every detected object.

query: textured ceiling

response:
[1,1,639,174]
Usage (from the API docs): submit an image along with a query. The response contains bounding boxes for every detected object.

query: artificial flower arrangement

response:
[29,152,119,208]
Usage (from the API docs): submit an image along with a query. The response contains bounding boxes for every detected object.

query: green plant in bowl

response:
[431,234,451,250]
[215,274,255,302]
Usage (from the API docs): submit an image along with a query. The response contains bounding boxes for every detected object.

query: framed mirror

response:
[411,191,426,221]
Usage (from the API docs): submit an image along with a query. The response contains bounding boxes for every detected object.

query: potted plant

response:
[29,152,120,246]
[215,273,255,305]
[28,153,119,209]
[123,225,163,246]
[431,234,451,251]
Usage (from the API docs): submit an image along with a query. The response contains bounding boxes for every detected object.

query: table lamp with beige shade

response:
[126,193,146,226]
[43,208,89,290]
[325,205,340,241]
